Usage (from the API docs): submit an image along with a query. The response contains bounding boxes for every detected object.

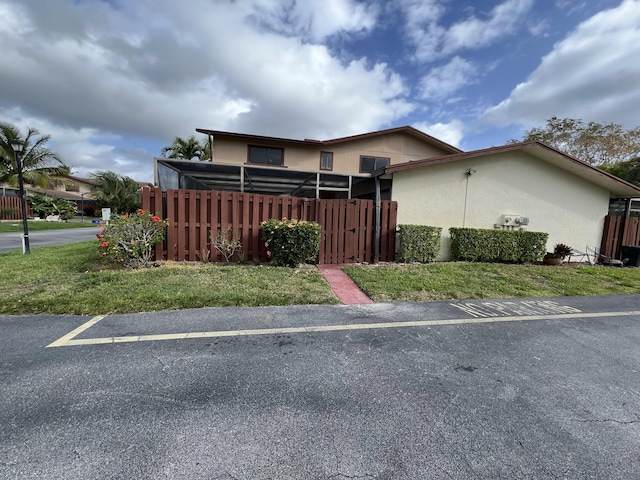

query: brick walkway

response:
[317,264,373,305]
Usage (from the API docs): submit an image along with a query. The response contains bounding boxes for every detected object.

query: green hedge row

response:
[397,225,442,263]
[449,228,548,263]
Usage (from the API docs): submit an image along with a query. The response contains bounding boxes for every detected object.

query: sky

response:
[1,0,639,183]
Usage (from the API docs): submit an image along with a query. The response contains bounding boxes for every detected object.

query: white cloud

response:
[481,0,640,129]
[413,120,465,147]
[0,0,413,181]
[399,0,534,61]
[417,57,477,100]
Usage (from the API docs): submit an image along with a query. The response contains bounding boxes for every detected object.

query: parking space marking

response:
[46,310,640,347]
[46,315,106,348]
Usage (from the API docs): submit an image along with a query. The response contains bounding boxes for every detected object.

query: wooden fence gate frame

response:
[600,215,640,260]
[142,188,397,264]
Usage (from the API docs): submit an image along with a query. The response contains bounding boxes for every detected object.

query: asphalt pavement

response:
[0,223,100,253]
[2,294,640,479]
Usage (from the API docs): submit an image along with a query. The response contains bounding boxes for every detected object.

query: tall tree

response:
[161,135,208,161]
[599,158,640,186]
[510,117,640,165]
[90,171,141,214]
[0,122,70,187]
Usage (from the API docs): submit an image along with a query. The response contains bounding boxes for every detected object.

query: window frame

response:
[359,155,390,173]
[247,145,285,166]
[320,151,334,171]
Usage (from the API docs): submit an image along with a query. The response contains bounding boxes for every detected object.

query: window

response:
[360,156,390,173]
[320,151,333,171]
[248,145,284,166]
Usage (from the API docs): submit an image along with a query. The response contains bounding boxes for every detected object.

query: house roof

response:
[384,141,640,199]
[196,125,463,154]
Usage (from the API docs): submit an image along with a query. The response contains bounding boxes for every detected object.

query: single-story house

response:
[154,126,640,260]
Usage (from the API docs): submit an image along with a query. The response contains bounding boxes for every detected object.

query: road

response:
[0,224,100,253]
[1,294,640,479]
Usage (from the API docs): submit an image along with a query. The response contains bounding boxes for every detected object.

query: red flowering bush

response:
[261,217,321,267]
[97,209,168,268]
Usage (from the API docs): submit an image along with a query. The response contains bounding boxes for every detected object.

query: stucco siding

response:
[392,151,610,260]
[212,133,453,175]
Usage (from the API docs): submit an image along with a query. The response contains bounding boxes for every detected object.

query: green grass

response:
[343,262,640,302]
[0,242,338,315]
[2,243,640,315]
[0,220,98,232]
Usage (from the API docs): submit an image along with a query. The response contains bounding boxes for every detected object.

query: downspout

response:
[373,171,382,263]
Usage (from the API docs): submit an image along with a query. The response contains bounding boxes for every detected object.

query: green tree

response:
[510,117,640,165]
[90,171,141,214]
[161,135,209,161]
[599,158,640,186]
[0,122,70,187]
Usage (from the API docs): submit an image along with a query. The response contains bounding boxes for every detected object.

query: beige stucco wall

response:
[212,132,452,175]
[391,151,610,260]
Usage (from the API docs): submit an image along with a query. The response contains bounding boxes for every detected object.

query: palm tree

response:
[161,135,208,161]
[0,122,70,188]
[90,171,141,214]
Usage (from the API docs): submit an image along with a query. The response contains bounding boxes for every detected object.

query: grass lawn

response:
[1,242,640,315]
[0,241,339,315]
[0,220,98,232]
[343,262,640,302]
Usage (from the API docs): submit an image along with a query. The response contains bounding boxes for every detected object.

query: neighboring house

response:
[384,142,640,259]
[156,126,460,199]
[154,126,640,260]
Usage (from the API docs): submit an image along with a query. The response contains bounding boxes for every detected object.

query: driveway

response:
[1,294,639,479]
[0,224,100,253]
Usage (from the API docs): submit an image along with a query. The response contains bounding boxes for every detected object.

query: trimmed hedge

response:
[397,225,442,263]
[449,228,548,263]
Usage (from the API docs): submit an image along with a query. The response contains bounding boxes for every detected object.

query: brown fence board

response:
[0,195,33,220]
[600,215,640,260]
[143,188,397,264]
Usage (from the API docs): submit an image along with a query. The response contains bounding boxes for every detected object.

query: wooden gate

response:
[600,215,640,259]
[142,188,397,264]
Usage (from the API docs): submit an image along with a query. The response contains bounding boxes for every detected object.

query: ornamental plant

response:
[261,217,321,267]
[97,209,168,268]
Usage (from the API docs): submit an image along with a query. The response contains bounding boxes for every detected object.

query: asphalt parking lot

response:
[1,295,640,479]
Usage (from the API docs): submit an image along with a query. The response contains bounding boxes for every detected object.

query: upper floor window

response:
[248,145,284,166]
[320,151,333,171]
[360,156,390,173]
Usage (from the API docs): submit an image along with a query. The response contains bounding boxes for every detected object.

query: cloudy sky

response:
[1,0,639,182]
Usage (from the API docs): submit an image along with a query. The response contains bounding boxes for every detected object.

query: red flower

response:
[152,215,160,222]
[100,241,109,248]
[138,209,145,215]
[96,233,102,239]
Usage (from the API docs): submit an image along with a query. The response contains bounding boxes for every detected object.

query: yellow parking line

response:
[47,310,640,347]
[46,315,106,348]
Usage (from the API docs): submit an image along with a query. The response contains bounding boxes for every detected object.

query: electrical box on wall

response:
[498,214,529,229]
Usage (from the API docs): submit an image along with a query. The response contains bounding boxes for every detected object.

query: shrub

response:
[261,217,321,267]
[97,209,168,268]
[449,228,548,263]
[0,207,17,219]
[210,227,242,264]
[397,225,442,263]
[28,193,76,220]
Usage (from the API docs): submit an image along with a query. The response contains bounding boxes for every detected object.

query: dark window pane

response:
[361,156,375,172]
[249,146,283,166]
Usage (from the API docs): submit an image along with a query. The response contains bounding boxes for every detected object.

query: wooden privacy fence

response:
[600,215,640,260]
[0,195,32,220]
[142,188,397,264]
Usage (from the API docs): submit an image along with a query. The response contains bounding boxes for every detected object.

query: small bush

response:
[28,193,76,220]
[97,209,168,268]
[0,207,17,219]
[210,227,242,264]
[261,217,321,267]
[397,225,442,262]
[449,228,548,263]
